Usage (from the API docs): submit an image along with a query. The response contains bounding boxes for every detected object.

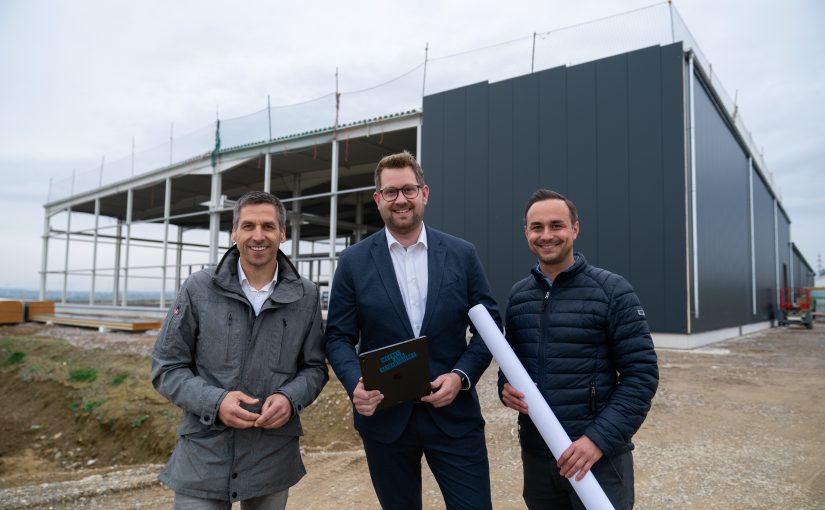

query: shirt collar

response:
[534,263,554,288]
[237,259,278,292]
[385,224,428,250]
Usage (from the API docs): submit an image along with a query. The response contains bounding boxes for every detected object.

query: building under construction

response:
[40,4,815,348]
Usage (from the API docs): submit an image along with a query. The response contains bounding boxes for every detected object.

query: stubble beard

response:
[385,205,424,236]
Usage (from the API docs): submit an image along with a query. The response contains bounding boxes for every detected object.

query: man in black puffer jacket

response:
[499,189,658,510]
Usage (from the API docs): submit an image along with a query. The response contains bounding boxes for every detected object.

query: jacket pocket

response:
[196,310,233,367]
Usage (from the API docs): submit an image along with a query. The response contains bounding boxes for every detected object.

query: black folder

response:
[359,336,431,411]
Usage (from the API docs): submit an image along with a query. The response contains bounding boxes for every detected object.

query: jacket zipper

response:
[590,383,596,416]
[226,312,233,360]
[539,290,550,393]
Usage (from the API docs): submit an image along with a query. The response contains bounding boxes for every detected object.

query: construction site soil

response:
[0,322,823,509]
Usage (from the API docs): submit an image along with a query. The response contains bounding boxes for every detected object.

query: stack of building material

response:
[0,299,24,324]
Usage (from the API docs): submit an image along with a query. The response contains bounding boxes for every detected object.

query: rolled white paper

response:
[469,304,614,510]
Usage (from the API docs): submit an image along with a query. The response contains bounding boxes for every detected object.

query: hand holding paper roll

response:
[503,382,603,481]
[468,304,615,510]
[501,382,529,414]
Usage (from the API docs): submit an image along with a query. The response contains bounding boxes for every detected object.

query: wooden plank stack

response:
[0,299,24,324]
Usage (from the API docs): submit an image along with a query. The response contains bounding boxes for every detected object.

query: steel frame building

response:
[41,113,420,316]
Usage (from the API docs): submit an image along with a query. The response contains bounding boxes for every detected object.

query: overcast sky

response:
[0,0,823,291]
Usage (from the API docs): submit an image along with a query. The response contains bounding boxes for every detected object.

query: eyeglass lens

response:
[382,185,420,200]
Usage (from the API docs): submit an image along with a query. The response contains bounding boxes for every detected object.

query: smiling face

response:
[524,198,579,279]
[374,166,429,245]
[231,202,285,275]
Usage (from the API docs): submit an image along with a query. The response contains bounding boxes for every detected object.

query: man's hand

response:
[557,435,603,481]
[255,393,293,429]
[353,377,383,416]
[420,372,461,408]
[218,390,260,429]
[501,382,529,414]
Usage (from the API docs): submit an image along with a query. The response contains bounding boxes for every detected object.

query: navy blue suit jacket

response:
[325,226,501,443]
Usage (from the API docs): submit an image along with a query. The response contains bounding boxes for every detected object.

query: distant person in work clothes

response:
[500,189,658,510]
[152,191,328,509]
[325,151,502,509]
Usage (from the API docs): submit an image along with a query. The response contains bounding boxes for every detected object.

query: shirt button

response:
[232,492,238,498]
[232,473,238,479]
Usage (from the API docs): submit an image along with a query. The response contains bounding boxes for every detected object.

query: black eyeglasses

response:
[377,185,422,201]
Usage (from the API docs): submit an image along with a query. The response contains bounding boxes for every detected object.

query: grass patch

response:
[110,373,128,386]
[131,415,150,428]
[69,368,97,383]
[83,400,105,412]
[4,351,26,366]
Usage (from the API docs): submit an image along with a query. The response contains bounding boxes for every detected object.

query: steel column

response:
[39,213,50,301]
[121,189,133,306]
[329,139,339,279]
[209,164,222,265]
[161,177,172,308]
[291,174,301,262]
[61,207,72,304]
[90,198,100,305]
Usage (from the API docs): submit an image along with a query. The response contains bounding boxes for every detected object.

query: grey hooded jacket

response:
[151,247,328,501]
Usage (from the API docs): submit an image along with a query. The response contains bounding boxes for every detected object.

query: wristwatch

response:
[452,369,470,390]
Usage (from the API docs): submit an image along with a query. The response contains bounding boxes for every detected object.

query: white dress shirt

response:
[237,260,278,316]
[386,226,428,337]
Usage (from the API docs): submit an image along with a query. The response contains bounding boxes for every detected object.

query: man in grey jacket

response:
[152,190,328,509]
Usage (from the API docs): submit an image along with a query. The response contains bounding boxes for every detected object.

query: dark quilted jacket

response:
[498,253,658,458]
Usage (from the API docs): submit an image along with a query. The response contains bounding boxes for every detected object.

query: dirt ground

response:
[0,322,823,509]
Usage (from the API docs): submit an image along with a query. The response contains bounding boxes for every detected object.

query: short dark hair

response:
[232,191,287,232]
[524,189,578,225]
[374,150,425,189]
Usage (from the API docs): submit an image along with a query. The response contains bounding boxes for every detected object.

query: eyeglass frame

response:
[376,184,424,201]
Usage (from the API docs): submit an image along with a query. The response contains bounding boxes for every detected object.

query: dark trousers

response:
[361,405,492,510]
[521,446,635,510]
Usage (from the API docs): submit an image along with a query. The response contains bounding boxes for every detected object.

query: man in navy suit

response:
[325,151,501,509]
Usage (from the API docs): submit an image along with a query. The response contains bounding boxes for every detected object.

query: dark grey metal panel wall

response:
[792,247,815,287]
[691,73,752,332]
[422,43,687,332]
[752,172,778,320]
[487,79,518,289]
[777,209,791,292]
[660,45,689,332]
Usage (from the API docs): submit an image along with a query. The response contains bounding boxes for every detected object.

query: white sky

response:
[0,0,823,290]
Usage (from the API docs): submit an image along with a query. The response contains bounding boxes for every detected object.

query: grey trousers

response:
[173,489,288,510]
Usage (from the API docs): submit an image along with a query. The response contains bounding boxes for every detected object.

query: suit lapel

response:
[370,231,415,338]
[421,227,446,335]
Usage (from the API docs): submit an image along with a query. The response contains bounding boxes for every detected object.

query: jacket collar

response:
[370,229,414,338]
[531,252,587,287]
[212,246,305,305]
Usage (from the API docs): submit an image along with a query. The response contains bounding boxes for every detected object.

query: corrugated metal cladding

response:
[691,72,753,331]
[423,43,687,333]
[752,172,779,320]
[777,209,792,294]
[792,246,815,288]
[689,67,800,332]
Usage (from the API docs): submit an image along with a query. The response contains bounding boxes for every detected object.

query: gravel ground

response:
[1,322,823,509]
